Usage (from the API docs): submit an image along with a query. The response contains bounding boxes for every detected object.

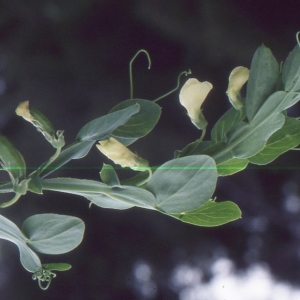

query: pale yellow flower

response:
[226,66,249,110]
[179,79,212,128]
[15,101,34,122]
[97,137,148,170]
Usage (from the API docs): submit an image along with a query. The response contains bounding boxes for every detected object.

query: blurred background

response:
[1,0,300,299]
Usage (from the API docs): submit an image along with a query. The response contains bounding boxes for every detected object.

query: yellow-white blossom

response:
[15,101,64,148]
[226,66,249,110]
[15,101,34,122]
[179,78,212,129]
[97,137,148,170]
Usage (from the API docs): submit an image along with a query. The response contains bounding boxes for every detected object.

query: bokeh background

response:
[1,1,300,299]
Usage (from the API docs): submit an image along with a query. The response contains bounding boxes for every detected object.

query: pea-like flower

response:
[179,78,213,129]
[97,137,148,170]
[226,66,250,110]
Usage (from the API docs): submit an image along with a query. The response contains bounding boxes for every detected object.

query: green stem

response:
[0,193,21,208]
[153,69,192,103]
[31,147,62,177]
[129,49,151,99]
[136,167,152,186]
[199,128,206,142]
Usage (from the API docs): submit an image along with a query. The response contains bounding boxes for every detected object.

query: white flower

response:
[97,137,148,170]
[15,101,34,122]
[226,66,249,110]
[179,78,212,128]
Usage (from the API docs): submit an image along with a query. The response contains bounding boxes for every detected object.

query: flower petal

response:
[97,137,148,169]
[179,79,212,122]
[226,66,249,110]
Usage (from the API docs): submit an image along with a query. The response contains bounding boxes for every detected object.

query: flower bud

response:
[97,137,148,170]
[179,79,212,129]
[16,101,64,148]
[226,66,249,110]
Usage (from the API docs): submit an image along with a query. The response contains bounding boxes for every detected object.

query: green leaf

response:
[245,45,280,121]
[41,140,94,177]
[282,44,300,92]
[0,214,41,272]
[217,158,249,176]
[211,107,246,143]
[76,104,140,142]
[22,214,85,255]
[227,91,300,159]
[80,193,134,209]
[109,99,161,146]
[100,164,120,186]
[228,114,285,158]
[42,263,71,271]
[41,178,156,210]
[171,200,241,227]
[0,134,26,180]
[146,155,218,214]
[249,117,300,165]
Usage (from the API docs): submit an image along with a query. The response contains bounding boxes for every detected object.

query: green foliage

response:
[1,40,300,289]
[146,155,217,213]
[245,45,280,121]
[171,200,241,227]
[249,117,300,164]
[76,104,140,141]
[109,99,161,145]
[22,214,85,254]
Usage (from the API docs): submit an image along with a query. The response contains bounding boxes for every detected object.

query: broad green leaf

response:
[81,192,134,209]
[18,243,42,273]
[211,107,246,143]
[76,104,140,141]
[171,200,241,227]
[100,164,120,186]
[282,44,300,92]
[227,91,300,159]
[217,158,249,176]
[146,155,218,214]
[41,140,94,177]
[0,214,27,244]
[109,99,161,146]
[228,113,284,158]
[246,45,280,121]
[22,214,85,255]
[41,178,156,210]
[0,134,26,180]
[0,214,41,272]
[249,117,300,165]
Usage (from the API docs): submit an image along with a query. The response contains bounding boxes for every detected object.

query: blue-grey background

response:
[1,1,300,299]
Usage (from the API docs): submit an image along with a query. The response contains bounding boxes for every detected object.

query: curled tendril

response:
[32,268,57,290]
[129,49,152,99]
[153,69,192,103]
